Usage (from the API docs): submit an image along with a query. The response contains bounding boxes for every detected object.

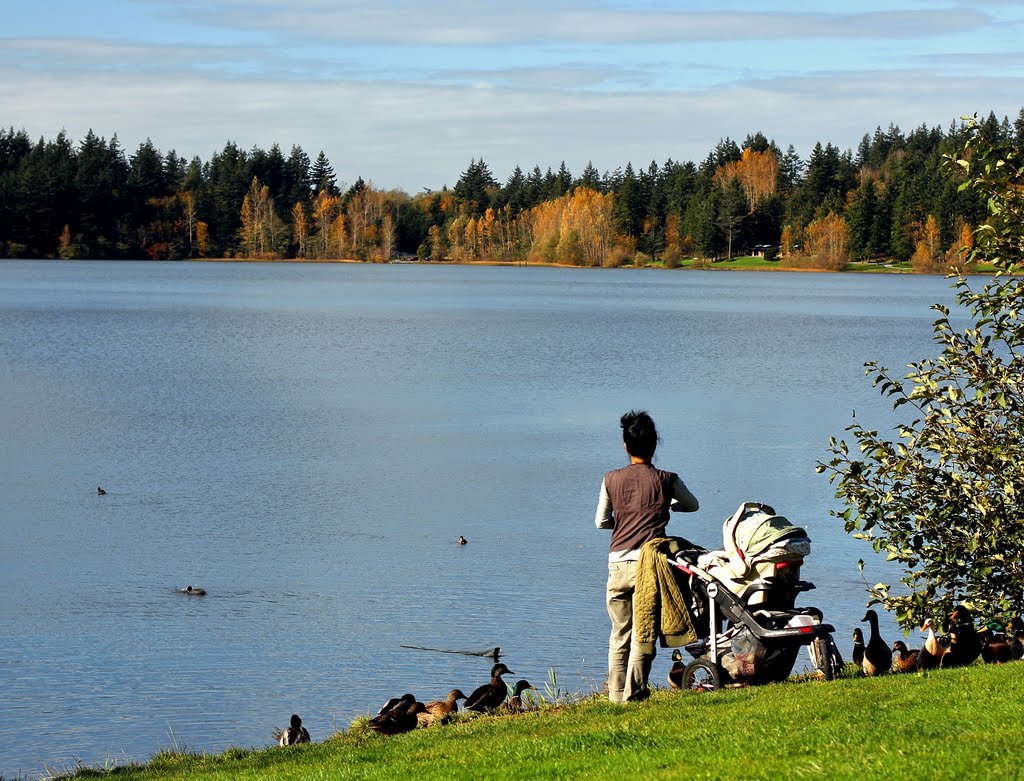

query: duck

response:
[851,628,865,669]
[667,649,686,691]
[917,618,944,670]
[180,585,207,596]
[979,622,1015,665]
[275,713,311,746]
[940,605,982,668]
[501,680,536,713]
[97,486,106,495]
[369,696,425,735]
[458,535,468,545]
[860,609,892,676]
[417,689,467,726]
[891,641,920,673]
[1007,616,1024,660]
[464,662,515,712]
[375,693,416,718]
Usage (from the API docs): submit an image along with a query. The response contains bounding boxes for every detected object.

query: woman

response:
[595,410,699,703]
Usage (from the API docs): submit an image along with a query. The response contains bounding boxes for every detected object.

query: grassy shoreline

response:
[43,663,1023,781]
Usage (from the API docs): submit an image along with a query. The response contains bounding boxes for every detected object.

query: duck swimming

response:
[97,486,106,495]
[464,662,515,712]
[180,585,207,596]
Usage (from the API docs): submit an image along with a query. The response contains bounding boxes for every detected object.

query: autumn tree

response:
[910,213,943,272]
[292,201,309,259]
[804,212,849,270]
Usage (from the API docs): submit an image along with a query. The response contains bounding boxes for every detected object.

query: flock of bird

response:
[854,606,1024,676]
[366,663,536,735]
[275,662,536,744]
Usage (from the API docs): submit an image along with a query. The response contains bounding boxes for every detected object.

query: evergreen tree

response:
[311,151,338,195]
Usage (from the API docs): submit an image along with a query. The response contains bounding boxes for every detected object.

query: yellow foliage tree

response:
[291,201,309,259]
[910,214,943,273]
[804,212,849,270]
[714,148,779,207]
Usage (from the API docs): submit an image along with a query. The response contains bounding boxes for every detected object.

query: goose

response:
[464,663,515,712]
[861,609,891,676]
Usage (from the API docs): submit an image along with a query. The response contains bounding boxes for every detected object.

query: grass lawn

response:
[53,662,1023,781]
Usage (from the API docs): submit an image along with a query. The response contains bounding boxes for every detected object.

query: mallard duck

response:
[417,689,467,726]
[851,628,865,669]
[275,713,311,746]
[501,680,536,713]
[667,649,685,691]
[891,641,920,673]
[980,622,1015,664]
[464,662,514,711]
[940,605,982,668]
[181,585,207,596]
[369,697,424,735]
[97,486,106,495]
[861,609,891,676]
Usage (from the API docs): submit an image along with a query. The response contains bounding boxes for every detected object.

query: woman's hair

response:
[620,409,659,459]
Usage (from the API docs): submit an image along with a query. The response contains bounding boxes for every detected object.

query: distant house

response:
[751,244,780,259]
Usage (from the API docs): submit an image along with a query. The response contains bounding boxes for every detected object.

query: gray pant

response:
[606,560,654,703]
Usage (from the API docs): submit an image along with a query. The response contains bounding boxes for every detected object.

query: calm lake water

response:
[0,260,958,778]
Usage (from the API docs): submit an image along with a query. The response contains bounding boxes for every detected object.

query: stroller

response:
[666,501,837,691]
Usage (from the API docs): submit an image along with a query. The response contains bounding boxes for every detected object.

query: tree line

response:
[2,110,1022,267]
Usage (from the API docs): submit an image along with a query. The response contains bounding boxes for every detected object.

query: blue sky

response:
[3,0,1023,193]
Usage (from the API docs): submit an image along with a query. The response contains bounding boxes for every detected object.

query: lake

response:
[0,260,958,778]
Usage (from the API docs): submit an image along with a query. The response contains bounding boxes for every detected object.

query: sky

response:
[3,0,1024,193]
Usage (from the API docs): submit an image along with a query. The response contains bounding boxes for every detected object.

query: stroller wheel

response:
[682,659,722,692]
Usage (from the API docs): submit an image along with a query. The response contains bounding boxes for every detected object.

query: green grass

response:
[53,663,1023,781]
